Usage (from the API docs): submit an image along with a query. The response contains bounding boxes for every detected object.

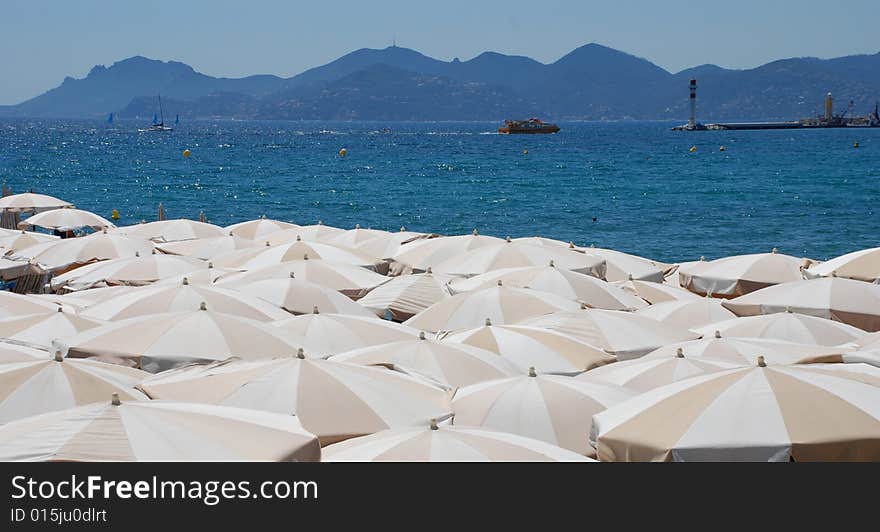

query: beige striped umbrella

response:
[520,309,699,360]
[442,321,616,374]
[50,252,208,291]
[635,298,737,331]
[0,308,104,349]
[0,341,51,363]
[79,278,290,322]
[0,396,320,462]
[0,231,58,252]
[11,231,154,272]
[404,285,582,333]
[696,311,866,346]
[330,332,520,388]
[592,361,880,461]
[432,239,606,278]
[357,269,454,321]
[392,231,505,271]
[722,278,880,331]
[641,336,850,365]
[452,369,636,455]
[233,277,375,316]
[217,259,388,299]
[225,217,300,240]
[0,353,149,423]
[113,219,226,242]
[212,239,380,270]
[57,305,303,372]
[575,246,669,282]
[0,193,73,213]
[804,247,880,283]
[18,208,115,232]
[0,292,61,319]
[323,422,593,462]
[155,235,261,260]
[577,356,741,393]
[264,223,346,244]
[137,356,453,446]
[612,278,700,304]
[678,250,811,297]
[271,312,417,357]
[449,264,647,311]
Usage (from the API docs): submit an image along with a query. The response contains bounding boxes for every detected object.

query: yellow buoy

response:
[689,146,697,153]
[339,148,347,157]
[523,149,529,155]
[111,209,120,220]
[719,146,726,152]
[182,149,191,158]
[853,142,859,149]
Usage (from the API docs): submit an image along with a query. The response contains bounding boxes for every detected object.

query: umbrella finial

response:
[429,418,439,430]
[102,227,108,234]
[528,366,537,377]
[785,306,792,313]
[771,247,778,254]
[296,235,301,241]
[182,277,189,286]
[549,259,555,267]
[265,241,271,247]
[699,255,705,261]
[714,330,721,339]
[419,331,426,340]
[296,348,305,359]
[57,306,63,313]
[505,236,511,242]
[207,262,213,269]
[473,228,478,236]
[54,350,63,362]
[199,301,207,311]
[355,223,360,229]
[400,226,406,232]
[135,251,140,257]
[289,272,295,278]
[497,279,503,287]
[676,347,684,358]
[426,266,432,274]
[627,273,633,281]
[303,253,309,260]
[317,220,323,225]
[312,305,319,314]
[261,214,267,219]
[151,248,157,255]
[757,355,766,367]
[484,317,492,327]
[569,241,575,248]
[706,290,712,298]
[111,393,121,406]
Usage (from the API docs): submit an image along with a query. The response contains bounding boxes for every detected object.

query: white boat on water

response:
[140,95,173,132]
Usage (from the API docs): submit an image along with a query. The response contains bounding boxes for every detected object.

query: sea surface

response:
[0,119,877,263]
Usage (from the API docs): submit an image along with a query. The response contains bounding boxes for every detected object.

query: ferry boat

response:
[498,118,559,134]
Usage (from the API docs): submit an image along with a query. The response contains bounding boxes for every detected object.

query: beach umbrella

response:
[348,230,430,261]
[0,231,58,252]
[635,298,737,330]
[263,223,346,244]
[512,236,577,249]
[678,250,811,297]
[323,422,592,462]
[0,291,61,319]
[575,246,668,282]
[0,396,321,462]
[327,226,396,249]
[442,321,616,374]
[404,285,582,333]
[0,308,104,349]
[270,312,417,357]
[432,238,606,278]
[137,356,453,446]
[41,285,141,311]
[392,230,505,271]
[79,278,291,322]
[0,352,149,423]
[50,252,207,291]
[18,208,115,232]
[56,305,303,372]
[577,356,741,394]
[233,277,375,316]
[641,336,849,366]
[592,361,880,461]
[722,278,880,331]
[113,219,226,242]
[0,193,73,213]
[612,278,700,304]
[452,369,636,455]
[217,259,388,299]
[520,309,699,360]
[153,264,239,286]
[0,341,51,363]
[694,311,866,346]
[804,247,880,283]
[0,258,47,282]
[155,235,261,260]
[225,217,300,240]
[10,231,154,272]
[211,239,380,270]
[330,332,520,388]
[357,268,454,321]
[855,332,880,351]
[449,264,646,311]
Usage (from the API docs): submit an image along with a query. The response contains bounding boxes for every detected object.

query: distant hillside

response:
[3,45,879,121]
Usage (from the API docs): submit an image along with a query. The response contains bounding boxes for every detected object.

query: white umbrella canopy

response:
[694,312,866,346]
[452,370,637,455]
[153,265,239,286]
[211,239,380,270]
[442,322,616,374]
[0,353,149,423]
[392,231,506,271]
[225,217,300,240]
[592,361,880,462]
[722,278,880,332]
[575,246,668,282]
[804,247,880,283]
[112,219,227,243]
[323,423,593,462]
[216,259,388,299]
[449,264,647,311]
[612,278,700,304]
[155,235,261,260]
[432,239,606,278]
[327,226,396,249]
[0,291,61,319]
[357,269,454,321]
[233,277,375,317]
[0,193,73,213]
[641,336,850,366]
[0,397,321,462]
[520,309,699,361]
[0,231,58,252]
[0,341,51,363]
[79,278,291,322]
[635,298,737,331]
[0,308,104,349]
[56,306,304,372]
[50,252,208,292]
[330,332,520,389]
[18,208,115,232]
[11,231,155,272]
[270,313,417,357]
[512,236,578,249]
[855,332,880,351]
[577,356,742,394]
[678,250,811,297]
[404,285,582,333]
[348,230,430,261]
[137,356,453,446]
[261,224,343,246]
[42,285,142,311]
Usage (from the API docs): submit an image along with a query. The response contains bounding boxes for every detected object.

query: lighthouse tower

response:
[688,79,697,129]
[824,92,833,122]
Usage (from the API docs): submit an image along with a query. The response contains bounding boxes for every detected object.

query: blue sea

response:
[0,119,877,263]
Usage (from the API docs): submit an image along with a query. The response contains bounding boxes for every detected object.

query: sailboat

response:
[107,112,114,124]
[144,95,173,132]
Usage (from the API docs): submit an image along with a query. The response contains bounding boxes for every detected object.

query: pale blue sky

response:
[1,0,878,104]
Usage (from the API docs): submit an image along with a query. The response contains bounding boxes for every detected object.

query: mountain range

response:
[2,43,879,121]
